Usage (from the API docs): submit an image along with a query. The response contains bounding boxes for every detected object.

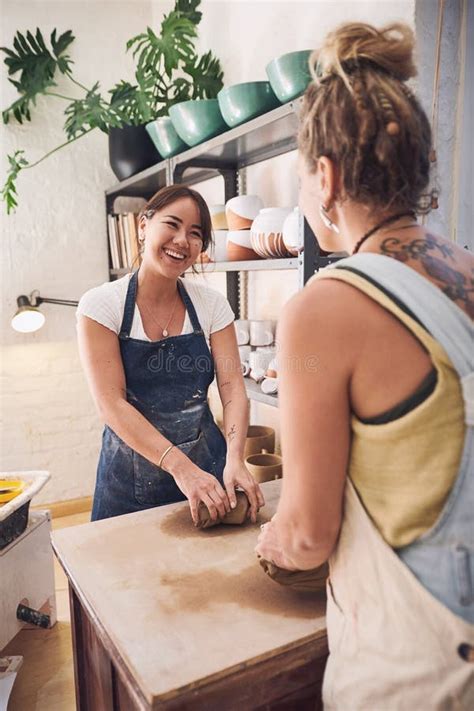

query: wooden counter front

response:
[52,480,328,710]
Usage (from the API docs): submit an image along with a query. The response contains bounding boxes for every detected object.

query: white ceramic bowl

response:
[202,230,228,262]
[226,195,264,230]
[282,206,302,256]
[227,229,260,261]
[250,207,293,258]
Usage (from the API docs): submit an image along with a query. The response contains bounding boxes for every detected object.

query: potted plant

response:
[1,0,224,212]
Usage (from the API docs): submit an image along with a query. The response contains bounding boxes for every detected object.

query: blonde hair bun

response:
[312,22,417,87]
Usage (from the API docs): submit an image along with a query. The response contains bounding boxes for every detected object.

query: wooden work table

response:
[51,480,328,710]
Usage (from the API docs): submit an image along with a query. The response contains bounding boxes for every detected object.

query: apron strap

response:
[332,253,474,424]
[177,279,204,334]
[119,271,138,339]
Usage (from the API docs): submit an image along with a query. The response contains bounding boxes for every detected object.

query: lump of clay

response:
[198,490,250,529]
[258,558,329,593]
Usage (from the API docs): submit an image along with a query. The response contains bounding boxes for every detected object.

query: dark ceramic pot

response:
[108,124,161,181]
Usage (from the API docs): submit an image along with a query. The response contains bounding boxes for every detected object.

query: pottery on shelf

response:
[209,205,228,230]
[234,320,250,345]
[265,50,313,103]
[225,195,264,231]
[244,425,275,458]
[249,346,275,373]
[201,229,228,263]
[145,117,187,158]
[250,207,293,258]
[249,320,274,347]
[261,377,278,395]
[169,99,228,147]
[282,207,303,256]
[245,452,282,483]
[217,81,280,128]
[227,230,261,261]
[108,124,161,181]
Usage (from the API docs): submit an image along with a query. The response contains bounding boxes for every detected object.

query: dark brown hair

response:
[140,184,213,253]
[298,23,434,214]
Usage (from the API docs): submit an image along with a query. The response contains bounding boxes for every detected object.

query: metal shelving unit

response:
[105,97,338,407]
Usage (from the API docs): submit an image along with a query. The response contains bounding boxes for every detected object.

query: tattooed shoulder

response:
[380,234,474,318]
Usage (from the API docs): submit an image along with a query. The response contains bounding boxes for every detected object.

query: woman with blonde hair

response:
[256,22,473,708]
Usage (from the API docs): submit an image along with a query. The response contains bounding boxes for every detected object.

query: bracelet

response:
[158,444,175,470]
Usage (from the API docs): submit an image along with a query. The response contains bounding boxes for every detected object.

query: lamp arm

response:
[36,297,79,307]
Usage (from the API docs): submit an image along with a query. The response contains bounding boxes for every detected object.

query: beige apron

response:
[323,479,474,710]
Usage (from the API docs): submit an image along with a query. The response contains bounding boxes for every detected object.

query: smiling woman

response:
[76,185,265,525]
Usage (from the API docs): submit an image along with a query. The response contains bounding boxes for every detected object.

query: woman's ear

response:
[317,156,338,207]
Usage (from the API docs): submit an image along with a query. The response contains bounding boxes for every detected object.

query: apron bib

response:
[91,273,227,521]
[317,254,474,709]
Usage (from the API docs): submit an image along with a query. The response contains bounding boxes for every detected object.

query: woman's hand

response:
[255,516,299,570]
[223,458,265,523]
[174,467,230,526]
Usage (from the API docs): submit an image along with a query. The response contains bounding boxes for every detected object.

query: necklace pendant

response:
[162,329,168,338]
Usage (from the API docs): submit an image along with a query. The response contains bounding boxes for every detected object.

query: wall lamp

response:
[11,291,79,333]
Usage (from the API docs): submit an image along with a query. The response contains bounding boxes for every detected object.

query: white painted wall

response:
[1,0,153,503]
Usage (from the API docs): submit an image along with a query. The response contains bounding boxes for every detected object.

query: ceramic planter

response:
[109,124,161,181]
[217,81,280,128]
[266,50,313,103]
[169,99,228,147]
[145,117,187,158]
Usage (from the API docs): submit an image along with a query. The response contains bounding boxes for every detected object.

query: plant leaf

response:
[183,50,224,99]
[1,28,75,124]
[2,150,29,214]
[174,0,202,25]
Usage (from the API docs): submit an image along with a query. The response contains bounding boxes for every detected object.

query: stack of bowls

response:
[226,195,263,261]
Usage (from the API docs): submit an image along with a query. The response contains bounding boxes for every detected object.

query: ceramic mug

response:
[249,367,266,383]
[261,377,278,395]
[245,452,282,483]
[249,347,275,372]
[238,344,252,361]
[234,319,250,345]
[250,320,274,347]
[244,425,275,458]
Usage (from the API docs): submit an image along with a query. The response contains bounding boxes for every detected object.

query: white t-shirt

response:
[76,274,234,346]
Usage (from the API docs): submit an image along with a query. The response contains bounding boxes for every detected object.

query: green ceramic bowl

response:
[145,117,187,158]
[168,99,228,147]
[217,81,280,128]
[266,50,313,103]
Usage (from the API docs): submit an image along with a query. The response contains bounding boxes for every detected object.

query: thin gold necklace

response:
[142,288,180,338]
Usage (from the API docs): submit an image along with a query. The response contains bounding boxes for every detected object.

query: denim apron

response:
[91,272,227,521]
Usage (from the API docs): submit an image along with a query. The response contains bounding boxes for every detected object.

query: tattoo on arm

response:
[227,424,237,442]
[220,380,231,388]
[380,234,474,318]
[223,399,233,410]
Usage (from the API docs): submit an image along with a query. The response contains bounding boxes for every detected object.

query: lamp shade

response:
[11,296,45,333]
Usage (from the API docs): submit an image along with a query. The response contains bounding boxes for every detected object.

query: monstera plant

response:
[1,0,224,213]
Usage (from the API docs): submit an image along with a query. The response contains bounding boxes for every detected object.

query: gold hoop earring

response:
[319,204,340,234]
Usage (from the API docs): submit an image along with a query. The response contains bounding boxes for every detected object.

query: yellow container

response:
[0,480,25,503]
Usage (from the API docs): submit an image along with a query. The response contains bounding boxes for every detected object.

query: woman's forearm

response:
[274,512,336,569]
[219,380,249,461]
[99,398,197,480]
